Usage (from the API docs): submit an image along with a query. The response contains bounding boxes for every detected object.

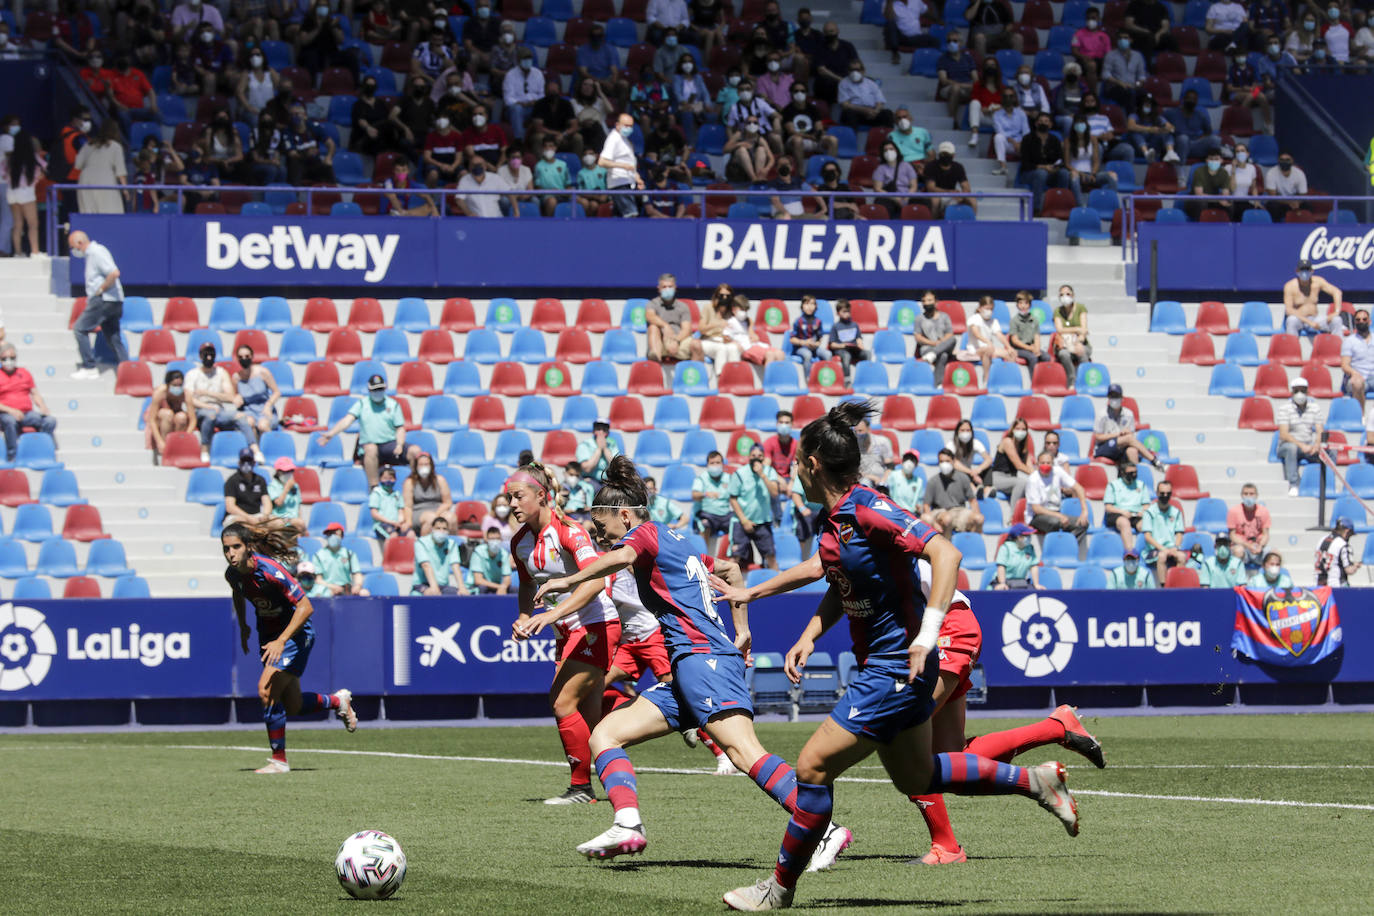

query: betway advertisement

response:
[69,215,1047,291]
[1138,223,1374,294]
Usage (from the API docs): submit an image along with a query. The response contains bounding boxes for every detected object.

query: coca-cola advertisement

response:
[1138,223,1374,294]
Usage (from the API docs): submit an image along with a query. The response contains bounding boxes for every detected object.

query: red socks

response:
[556,712,593,786]
[909,794,961,850]
[699,728,727,758]
[964,717,1066,764]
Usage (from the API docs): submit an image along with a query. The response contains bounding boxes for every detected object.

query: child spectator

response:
[692,451,733,555]
[726,294,785,364]
[788,294,829,368]
[267,457,305,533]
[575,148,609,215]
[827,298,870,382]
[385,160,438,216]
[889,451,925,514]
[533,138,571,216]
[369,465,409,543]
[469,525,513,594]
[412,516,468,595]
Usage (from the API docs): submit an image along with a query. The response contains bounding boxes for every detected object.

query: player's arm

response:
[262,595,314,665]
[784,586,844,683]
[712,552,823,604]
[232,589,251,654]
[532,543,637,605]
[711,555,752,657]
[908,531,960,681]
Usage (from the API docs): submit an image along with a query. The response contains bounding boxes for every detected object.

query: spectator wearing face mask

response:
[763,410,798,482]
[989,418,1035,500]
[423,112,463,187]
[889,451,926,514]
[403,452,452,536]
[1141,481,1187,581]
[0,344,56,463]
[1165,89,1222,162]
[1223,46,1271,133]
[368,465,409,542]
[724,112,776,183]
[1197,532,1247,587]
[730,444,780,569]
[646,273,703,363]
[1103,458,1150,544]
[1100,34,1146,111]
[1072,7,1112,83]
[926,141,975,217]
[577,418,621,483]
[1340,308,1374,409]
[872,139,918,217]
[1108,549,1155,588]
[994,523,1046,590]
[827,298,871,383]
[1121,0,1177,62]
[1007,290,1050,378]
[1267,154,1314,223]
[645,476,688,529]
[1188,150,1233,220]
[727,79,784,155]
[313,522,369,596]
[575,146,609,215]
[1282,257,1342,336]
[266,457,304,532]
[915,290,957,380]
[148,368,190,458]
[813,23,859,104]
[1053,284,1093,381]
[1227,482,1270,569]
[464,0,503,76]
[172,0,226,40]
[756,52,794,110]
[780,86,838,166]
[787,294,829,366]
[186,343,252,463]
[1095,383,1163,467]
[648,0,692,48]
[351,75,405,156]
[503,48,544,139]
[1064,112,1118,206]
[1276,376,1323,496]
[961,295,1014,385]
[855,417,895,490]
[947,418,988,494]
[964,0,1022,59]
[469,525,514,594]
[317,374,421,488]
[461,103,509,168]
[296,7,349,81]
[693,450,734,554]
[225,447,271,526]
[413,517,469,595]
[455,156,514,217]
[1246,551,1292,589]
[1352,9,1374,62]
[236,48,280,121]
[232,344,279,454]
[1024,451,1089,539]
[482,493,515,540]
[921,448,984,534]
[295,560,333,599]
[1123,94,1178,163]
[1227,142,1263,206]
[1204,0,1251,52]
[991,90,1030,177]
[577,23,626,102]
[837,62,894,129]
[598,112,643,217]
[768,155,812,220]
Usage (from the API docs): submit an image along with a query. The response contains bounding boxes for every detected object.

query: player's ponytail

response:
[593,454,649,518]
[222,518,301,567]
[799,398,877,487]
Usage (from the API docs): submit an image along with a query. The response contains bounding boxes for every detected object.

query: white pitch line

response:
[166,744,1374,813]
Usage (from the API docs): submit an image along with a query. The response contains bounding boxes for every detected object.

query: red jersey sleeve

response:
[699,553,716,572]
[556,517,600,570]
[618,522,660,574]
[854,501,937,557]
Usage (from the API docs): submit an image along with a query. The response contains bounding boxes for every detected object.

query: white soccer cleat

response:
[254,758,290,774]
[576,823,647,860]
[805,823,853,873]
[723,876,794,911]
[333,689,358,732]
[1030,761,1079,837]
[714,755,740,776]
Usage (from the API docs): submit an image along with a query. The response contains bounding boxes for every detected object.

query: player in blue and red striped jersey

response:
[522,456,851,867]
[716,402,1079,911]
[222,521,357,775]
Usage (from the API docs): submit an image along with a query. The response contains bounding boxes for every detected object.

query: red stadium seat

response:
[791,395,825,428]
[195,202,226,215]
[114,361,153,397]
[699,395,742,431]
[1170,25,1199,55]
[704,182,736,218]
[545,42,577,74]
[608,395,649,432]
[564,16,593,43]
[136,328,179,364]
[416,329,457,363]
[1252,362,1291,397]
[808,360,851,395]
[1075,464,1108,500]
[553,329,595,364]
[1031,362,1073,396]
[1199,207,1231,223]
[1264,333,1303,366]
[1195,301,1232,333]
[347,297,386,332]
[956,568,970,591]
[319,66,355,94]
[757,299,790,334]
[847,299,879,334]
[63,577,103,599]
[67,297,86,328]
[530,297,568,331]
[440,297,477,332]
[279,396,321,432]
[285,202,308,215]
[162,432,207,468]
[302,297,339,332]
[454,501,487,527]
[1122,396,1147,429]
[1165,464,1209,499]
[502,0,533,19]
[942,361,988,395]
[626,43,655,76]
[864,127,892,157]
[880,395,919,431]
[620,0,647,19]
[302,361,347,396]
[858,203,889,220]
[1194,49,1228,81]
[937,300,966,333]
[724,429,765,465]
[1015,395,1054,431]
[1179,332,1221,366]
[323,329,365,364]
[718,362,762,396]
[1237,397,1277,431]
[465,396,511,431]
[490,362,532,397]
[1021,0,1053,28]
[161,296,201,332]
[1310,333,1344,367]
[924,395,962,430]
[1220,105,1257,138]
[1144,162,1180,194]
[1153,51,1186,82]
[1300,362,1336,398]
[534,361,578,396]
[0,469,34,506]
[396,361,439,396]
[541,430,579,467]
[382,536,414,574]
[23,11,55,41]
[1164,567,1200,588]
[393,395,420,432]
[379,41,415,71]
[903,203,934,221]
[628,361,671,396]
[1327,430,1358,466]
[232,329,271,360]
[294,467,324,504]
[1283,209,1315,224]
[1039,188,1075,220]
[62,504,108,541]
[847,155,879,190]
[574,298,613,332]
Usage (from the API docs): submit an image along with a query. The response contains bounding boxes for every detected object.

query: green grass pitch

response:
[2,713,1372,914]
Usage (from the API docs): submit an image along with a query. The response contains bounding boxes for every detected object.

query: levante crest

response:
[1232,586,1343,666]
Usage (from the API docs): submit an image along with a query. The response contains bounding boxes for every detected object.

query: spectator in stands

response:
[816,158,861,219]
[502,49,543,141]
[925,141,975,217]
[922,448,984,533]
[1227,142,1263,207]
[936,32,977,125]
[1340,308,1374,409]
[402,452,451,537]
[1123,95,1179,164]
[193,22,239,94]
[967,59,1005,148]
[68,230,128,380]
[318,374,421,488]
[872,139,919,217]
[646,273,704,363]
[1122,0,1177,61]
[912,294,957,385]
[1227,482,1271,568]
[397,76,439,153]
[1095,383,1164,466]
[789,472,825,551]
[172,0,227,41]
[828,298,870,384]
[1052,284,1092,382]
[598,112,643,218]
[724,113,776,183]
[148,369,190,458]
[1353,10,1374,63]
[528,77,582,158]
[1101,34,1147,112]
[1266,152,1313,222]
[780,86,838,165]
[1197,532,1247,586]
[728,80,784,155]
[669,56,712,146]
[1041,429,1072,474]
[277,104,334,184]
[3,129,44,257]
[224,447,271,526]
[947,418,988,494]
[231,343,278,452]
[237,0,282,43]
[201,113,245,182]
[412,27,455,82]
[647,171,685,219]
[349,76,402,156]
[1072,8,1112,84]
[236,48,280,122]
[557,462,593,521]
[245,112,287,185]
[577,418,621,483]
[730,443,780,569]
[645,476,688,529]
[1104,457,1150,544]
[768,155,811,220]
[1024,450,1089,538]
[966,0,1021,56]
[1051,61,1087,136]
[368,465,408,543]
[856,416,894,490]
[1206,0,1252,50]
[992,90,1030,178]
[74,120,128,215]
[788,294,829,368]
[1276,376,1323,497]
[688,0,725,58]
[1011,65,1051,118]
[813,21,859,105]
[266,457,304,532]
[963,295,1014,385]
[495,146,533,210]
[884,0,939,64]
[185,342,249,462]
[693,451,733,553]
[1255,33,1297,88]
[1246,551,1292,588]
[467,525,514,594]
[756,51,794,111]
[578,23,626,105]
[313,522,369,595]
[988,418,1035,501]
[1079,92,1135,162]
[460,103,508,168]
[1224,44,1272,133]
[295,7,350,78]
[295,560,332,598]
[79,51,116,98]
[408,515,465,595]
[763,409,797,482]
[648,0,691,47]
[1188,149,1233,220]
[1166,89,1223,162]
[993,524,1044,590]
[464,0,502,77]
[1141,480,1187,581]
[0,344,55,463]
[1007,290,1050,378]
[887,109,932,166]
[454,158,513,217]
[107,56,160,136]
[1065,113,1119,206]
[1282,257,1343,335]
[1108,548,1155,588]
[697,287,739,366]
[889,451,925,514]
[170,41,204,96]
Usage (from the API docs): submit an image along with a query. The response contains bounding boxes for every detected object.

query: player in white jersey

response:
[506,462,622,806]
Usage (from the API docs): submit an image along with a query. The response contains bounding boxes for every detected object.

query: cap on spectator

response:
[323,522,345,534]
[1297,259,1313,271]
[238,447,255,465]
[593,417,610,430]
[1009,523,1035,537]
[198,341,217,355]
[937,140,955,155]
[1290,376,1308,390]
[367,373,386,391]
[273,457,296,472]
[1124,548,1140,559]
[902,450,919,463]
[1215,530,1231,544]
[1063,60,1082,76]
[1107,383,1123,397]
[297,560,316,575]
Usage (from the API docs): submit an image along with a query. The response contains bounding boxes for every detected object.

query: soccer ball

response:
[335,830,407,900]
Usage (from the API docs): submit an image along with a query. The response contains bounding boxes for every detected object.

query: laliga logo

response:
[0,603,56,690]
[1001,595,1077,678]
[1299,227,1374,272]
[416,620,557,666]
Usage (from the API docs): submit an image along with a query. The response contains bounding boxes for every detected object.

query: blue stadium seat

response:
[1040,531,1080,569]
[1344,463,1374,498]
[651,395,693,432]
[826,125,858,158]
[419,396,464,433]
[343,536,378,574]
[909,47,940,77]
[13,504,52,542]
[1237,300,1276,336]
[0,540,28,578]
[672,361,715,396]
[796,649,840,711]
[328,95,357,126]
[980,497,1007,534]
[1331,497,1371,533]
[263,361,301,397]
[207,431,248,468]
[464,328,505,364]
[253,296,294,332]
[1180,76,1217,107]
[1087,531,1125,568]
[1191,497,1229,534]
[485,297,523,333]
[13,578,50,599]
[307,502,348,535]
[442,361,484,397]
[659,463,695,502]
[1067,207,1109,242]
[1136,429,1178,464]
[447,430,488,467]
[1156,207,1187,224]
[183,329,220,360]
[911,429,946,465]
[634,429,675,467]
[406,431,439,462]
[1326,397,1365,433]
[1086,187,1120,222]
[157,93,186,125]
[763,360,807,396]
[208,296,247,331]
[1058,395,1096,430]
[970,395,1008,431]
[186,467,225,505]
[240,202,272,215]
[582,361,627,397]
[559,396,599,432]
[1046,24,1075,55]
[1075,362,1112,396]
[1221,332,1262,366]
[986,360,1030,397]
[35,538,79,577]
[889,300,919,332]
[112,575,152,598]
[363,571,400,596]
[258,430,297,467]
[129,121,161,151]
[620,299,650,333]
[944,203,976,222]
[509,327,548,364]
[347,361,387,395]
[951,532,989,570]
[326,396,360,432]
[263,185,298,214]
[393,297,433,331]
[328,466,370,504]
[37,469,85,507]
[1241,208,1272,224]
[121,296,156,333]
[279,327,318,364]
[1033,49,1063,80]
[470,465,512,501]
[1180,531,1214,559]
[1072,564,1108,589]
[522,15,557,45]
[494,430,533,467]
[852,361,895,396]
[86,539,134,577]
[1061,496,1102,532]
[1150,301,1188,334]
[896,361,940,395]
[726,202,755,219]
[995,47,1024,77]
[742,395,781,432]
[678,429,718,466]
[601,328,640,364]
[872,330,907,364]
[371,328,411,364]
[303,432,350,467]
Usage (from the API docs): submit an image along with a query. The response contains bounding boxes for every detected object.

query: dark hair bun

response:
[827,399,876,430]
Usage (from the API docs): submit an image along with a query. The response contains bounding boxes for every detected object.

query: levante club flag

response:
[1232,586,1343,666]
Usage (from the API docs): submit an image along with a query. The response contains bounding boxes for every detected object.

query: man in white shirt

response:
[502,49,544,140]
[837,61,894,128]
[883,0,937,64]
[456,161,514,217]
[646,0,690,45]
[598,111,644,217]
[1024,451,1090,539]
[1204,0,1249,51]
[1265,152,1310,222]
[68,230,129,380]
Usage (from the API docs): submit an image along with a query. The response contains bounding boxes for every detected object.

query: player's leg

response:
[965,705,1105,769]
[546,656,606,804]
[255,666,291,774]
[909,671,969,864]
[578,688,678,858]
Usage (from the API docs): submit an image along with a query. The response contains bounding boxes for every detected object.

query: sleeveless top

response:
[410,474,443,516]
[246,70,275,111]
[990,439,1025,476]
[237,372,271,418]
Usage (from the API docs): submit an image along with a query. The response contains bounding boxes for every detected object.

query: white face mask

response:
[543,148,555,160]
[902,460,916,475]
[938,461,954,475]
[1017,73,1031,86]
[418,464,432,477]
[502,31,515,44]
[957,431,972,443]
[792,92,806,103]
[683,62,694,73]
[472,114,487,127]
[1059,293,1073,306]
[739,90,754,102]
[767,60,780,72]
[744,122,760,134]
[1013,428,1027,441]
[979,309,992,321]
[1236,151,1248,163]
[1292,392,1307,407]
[776,423,791,436]
[883,149,897,163]
[1108,397,1122,410]
[435,117,450,129]
[849,70,864,82]
[251,55,263,67]
[495,505,511,518]
[583,154,597,167]
[897,117,911,131]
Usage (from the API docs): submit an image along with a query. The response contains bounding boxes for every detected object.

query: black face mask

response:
[923,303,936,314]
[1357,322,1370,334]
[237,355,253,368]
[937,153,953,164]
[822,171,838,182]
[201,353,216,368]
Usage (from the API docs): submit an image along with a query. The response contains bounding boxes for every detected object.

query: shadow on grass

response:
[236,767,318,773]
[603,858,761,872]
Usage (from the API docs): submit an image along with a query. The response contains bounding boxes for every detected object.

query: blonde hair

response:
[516,460,570,525]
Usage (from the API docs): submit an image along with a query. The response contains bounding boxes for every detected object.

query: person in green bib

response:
[267,456,304,532]
[470,525,513,594]
[562,461,596,522]
[293,559,334,599]
[993,523,1044,590]
[316,373,421,487]
[575,418,621,483]
[888,449,925,514]
[729,443,780,568]
[1193,531,1246,588]
[311,522,369,596]
[692,450,734,555]
[411,515,469,596]
[1140,480,1187,584]
[1107,548,1155,589]
[645,476,687,529]
[1102,458,1149,545]
[368,465,408,542]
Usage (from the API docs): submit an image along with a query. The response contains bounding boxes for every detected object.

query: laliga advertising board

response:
[1137,222,1374,294]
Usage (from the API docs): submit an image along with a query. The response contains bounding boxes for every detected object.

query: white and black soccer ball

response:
[335,830,407,900]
